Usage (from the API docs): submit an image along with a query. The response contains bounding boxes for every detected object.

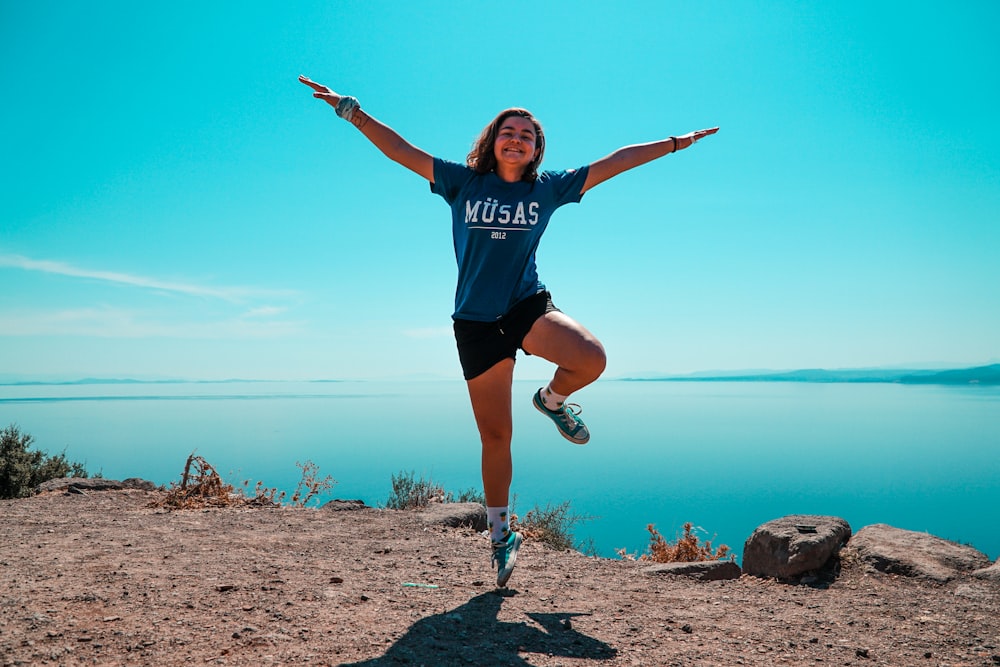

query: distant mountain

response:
[622,364,1000,386]
[897,364,1000,385]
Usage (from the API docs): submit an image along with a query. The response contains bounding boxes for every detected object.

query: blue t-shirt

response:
[431,157,589,321]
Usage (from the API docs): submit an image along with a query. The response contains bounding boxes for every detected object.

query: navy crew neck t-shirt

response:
[431,157,589,321]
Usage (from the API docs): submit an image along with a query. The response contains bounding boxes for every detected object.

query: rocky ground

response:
[2,489,999,666]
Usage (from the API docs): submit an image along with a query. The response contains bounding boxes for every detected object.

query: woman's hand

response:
[674,127,720,151]
[582,126,720,193]
[298,75,342,108]
[298,74,434,181]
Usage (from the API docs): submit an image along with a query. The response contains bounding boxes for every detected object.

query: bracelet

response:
[336,96,360,122]
[669,136,677,153]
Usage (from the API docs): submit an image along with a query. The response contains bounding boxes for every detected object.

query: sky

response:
[1,0,998,382]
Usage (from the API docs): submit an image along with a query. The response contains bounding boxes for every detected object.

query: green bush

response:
[0,424,89,499]
[517,500,595,554]
[450,486,486,504]
[383,472,592,553]
[385,470,442,509]
[384,470,485,510]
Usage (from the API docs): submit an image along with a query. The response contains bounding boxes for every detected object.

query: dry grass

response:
[149,454,251,510]
[619,522,733,563]
[287,460,335,507]
[149,454,334,511]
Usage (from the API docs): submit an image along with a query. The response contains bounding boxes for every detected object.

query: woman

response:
[300,75,718,587]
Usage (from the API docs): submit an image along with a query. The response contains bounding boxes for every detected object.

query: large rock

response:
[742,515,851,580]
[323,499,368,511]
[121,478,158,490]
[972,558,1000,582]
[417,502,487,532]
[847,524,992,583]
[644,560,742,581]
[35,477,158,494]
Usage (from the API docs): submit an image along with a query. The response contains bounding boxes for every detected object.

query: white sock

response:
[541,384,568,410]
[487,506,510,543]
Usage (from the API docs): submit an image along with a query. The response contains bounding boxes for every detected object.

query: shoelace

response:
[556,403,583,430]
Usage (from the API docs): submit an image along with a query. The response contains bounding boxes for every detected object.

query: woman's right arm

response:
[299,76,434,182]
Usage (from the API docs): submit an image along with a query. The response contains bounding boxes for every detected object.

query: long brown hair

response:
[466,108,546,182]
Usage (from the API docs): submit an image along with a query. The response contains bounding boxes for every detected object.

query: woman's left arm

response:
[581,127,719,194]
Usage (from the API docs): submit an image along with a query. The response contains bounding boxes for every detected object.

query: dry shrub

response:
[288,460,335,507]
[151,454,335,511]
[151,454,276,510]
[627,522,733,563]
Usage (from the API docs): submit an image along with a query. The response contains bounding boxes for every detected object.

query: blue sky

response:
[2,1,998,381]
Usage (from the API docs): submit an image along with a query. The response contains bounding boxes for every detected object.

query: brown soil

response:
[2,490,998,666]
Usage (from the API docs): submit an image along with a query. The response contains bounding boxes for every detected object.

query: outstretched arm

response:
[581,127,719,194]
[299,75,435,182]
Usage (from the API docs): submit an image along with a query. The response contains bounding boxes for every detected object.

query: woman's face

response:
[493,115,539,174]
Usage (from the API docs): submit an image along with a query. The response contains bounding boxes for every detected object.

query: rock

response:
[952,583,993,600]
[643,560,742,581]
[34,477,157,494]
[36,477,117,493]
[845,524,992,583]
[417,502,487,532]
[121,478,158,491]
[742,515,851,580]
[972,558,1000,581]
[323,499,368,511]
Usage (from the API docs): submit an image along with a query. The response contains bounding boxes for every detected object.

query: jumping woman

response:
[299,75,718,587]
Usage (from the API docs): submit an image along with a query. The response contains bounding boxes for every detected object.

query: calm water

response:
[2,380,998,561]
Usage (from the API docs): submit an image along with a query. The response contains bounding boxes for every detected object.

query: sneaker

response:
[491,531,523,588]
[532,388,590,445]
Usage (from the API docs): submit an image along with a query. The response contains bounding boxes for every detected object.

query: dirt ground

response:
[1,490,998,667]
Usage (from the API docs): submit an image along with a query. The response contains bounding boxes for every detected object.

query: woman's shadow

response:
[341,590,616,666]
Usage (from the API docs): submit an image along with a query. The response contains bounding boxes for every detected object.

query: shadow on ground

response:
[342,590,616,666]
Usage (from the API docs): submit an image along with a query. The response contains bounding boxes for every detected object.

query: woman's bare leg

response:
[466,357,523,586]
[465,358,516,507]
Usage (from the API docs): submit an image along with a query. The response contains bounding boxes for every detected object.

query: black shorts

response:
[453,291,561,381]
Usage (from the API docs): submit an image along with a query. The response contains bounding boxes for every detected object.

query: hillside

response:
[627,363,1000,385]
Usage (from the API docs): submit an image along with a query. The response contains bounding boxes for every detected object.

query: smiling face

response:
[466,108,546,182]
[492,115,539,179]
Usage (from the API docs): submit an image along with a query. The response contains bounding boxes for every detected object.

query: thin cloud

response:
[0,253,296,303]
[0,306,305,340]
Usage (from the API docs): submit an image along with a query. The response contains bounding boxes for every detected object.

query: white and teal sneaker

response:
[491,531,523,588]
[532,388,590,445]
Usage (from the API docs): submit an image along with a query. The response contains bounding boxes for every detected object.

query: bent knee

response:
[584,339,607,377]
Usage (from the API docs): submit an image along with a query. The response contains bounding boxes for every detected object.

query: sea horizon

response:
[2,360,999,387]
